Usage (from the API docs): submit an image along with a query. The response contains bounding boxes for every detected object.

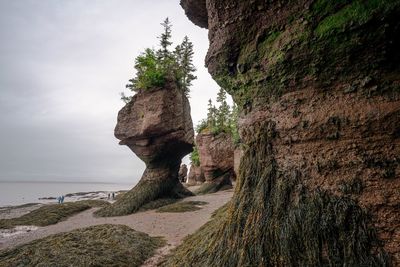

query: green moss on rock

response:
[0,224,165,267]
[315,0,398,37]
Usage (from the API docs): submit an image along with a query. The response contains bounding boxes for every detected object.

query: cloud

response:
[0,0,222,185]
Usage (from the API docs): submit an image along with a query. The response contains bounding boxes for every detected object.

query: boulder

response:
[187,164,205,185]
[178,164,188,183]
[96,81,194,216]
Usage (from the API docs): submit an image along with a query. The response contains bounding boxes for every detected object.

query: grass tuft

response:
[0,224,165,267]
[157,201,208,213]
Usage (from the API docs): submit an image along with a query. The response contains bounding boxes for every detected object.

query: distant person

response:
[112,192,115,200]
[61,195,65,203]
[57,196,61,204]
[108,193,110,200]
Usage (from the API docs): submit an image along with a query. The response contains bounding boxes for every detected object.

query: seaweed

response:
[0,224,165,267]
[95,178,193,217]
[0,201,109,229]
[163,121,389,267]
[194,171,233,195]
[156,201,208,213]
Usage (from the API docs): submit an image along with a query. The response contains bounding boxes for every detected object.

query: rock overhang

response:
[180,0,208,29]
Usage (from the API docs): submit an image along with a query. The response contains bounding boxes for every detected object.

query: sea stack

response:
[97,80,194,216]
[195,132,234,194]
[165,0,400,266]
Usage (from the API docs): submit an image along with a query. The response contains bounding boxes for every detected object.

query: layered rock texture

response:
[166,0,400,266]
[195,132,234,194]
[97,81,194,216]
[187,164,205,185]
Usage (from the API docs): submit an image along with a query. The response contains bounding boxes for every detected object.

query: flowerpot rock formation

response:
[165,1,400,266]
[97,81,194,216]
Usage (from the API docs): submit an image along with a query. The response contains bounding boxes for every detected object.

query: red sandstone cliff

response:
[165,1,400,266]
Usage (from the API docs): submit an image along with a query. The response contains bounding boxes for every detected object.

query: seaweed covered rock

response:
[97,81,194,216]
[0,224,164,266]
[233,148,243,180]
[187,164,205,185]
[178,164,188,183]
[168,0,400,265]
[195,132,234,194]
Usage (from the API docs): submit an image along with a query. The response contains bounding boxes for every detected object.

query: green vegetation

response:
[315,0,398,37]
[163,121,388,267]
[199,88,237,136]
[0,224,165,267]
[122,18,196,102]
[157,201,208,213]
[95,178,193,217]
[189,145,200,167]
[0,201,110,229]
[191,88,240,167]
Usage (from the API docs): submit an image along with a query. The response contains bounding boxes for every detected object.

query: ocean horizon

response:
[0,181,133,207]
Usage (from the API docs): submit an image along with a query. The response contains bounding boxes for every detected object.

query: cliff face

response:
[97,82,194,216]
[169,0,400,265]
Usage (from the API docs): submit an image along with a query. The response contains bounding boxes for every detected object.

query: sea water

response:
[0,181,132,206]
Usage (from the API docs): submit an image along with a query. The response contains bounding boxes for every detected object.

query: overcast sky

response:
[0,0,221,184]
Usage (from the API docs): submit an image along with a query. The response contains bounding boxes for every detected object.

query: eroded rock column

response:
[97,82,194,216]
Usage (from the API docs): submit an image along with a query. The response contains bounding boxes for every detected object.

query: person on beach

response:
[108,193,110,200]
[61,195,64,203]
[57,196,61,204]
[112,192,115,200]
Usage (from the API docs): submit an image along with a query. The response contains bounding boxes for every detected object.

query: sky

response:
[0,0,222,184]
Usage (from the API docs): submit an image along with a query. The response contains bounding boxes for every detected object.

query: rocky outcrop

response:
[180,0,208,29]
[178,164,188,183]
[97,81,194,216]
[187,164,205,185]
[165,1,400,266]
[195,132,234,194]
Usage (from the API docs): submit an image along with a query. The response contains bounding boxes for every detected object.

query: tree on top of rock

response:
[122,18,197,102]
[158,18,173,63]
[195,88,239,143]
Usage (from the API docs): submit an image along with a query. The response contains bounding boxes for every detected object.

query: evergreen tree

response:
[122,18,197,101]
[180,36,197,96]
[216,88,230,130]
[207,99,217,128]
[158,17,173,63]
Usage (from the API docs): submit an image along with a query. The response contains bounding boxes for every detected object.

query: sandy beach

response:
[0,188,233,266]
